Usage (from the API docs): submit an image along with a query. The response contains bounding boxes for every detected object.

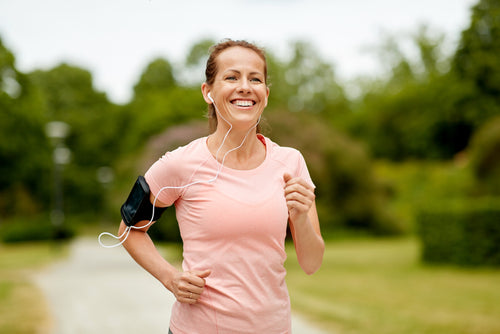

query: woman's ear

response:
[201,82,212,104]
[264,86,270,107]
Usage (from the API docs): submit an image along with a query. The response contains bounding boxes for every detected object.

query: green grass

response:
[0,241,68,334]
[285,238,500,334]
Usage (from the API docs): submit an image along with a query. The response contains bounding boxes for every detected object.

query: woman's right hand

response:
[168,269,211,304]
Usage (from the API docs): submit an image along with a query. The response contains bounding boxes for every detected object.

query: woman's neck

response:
[207,127,265,169]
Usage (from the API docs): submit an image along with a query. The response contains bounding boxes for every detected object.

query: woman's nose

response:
[237,78,251,93]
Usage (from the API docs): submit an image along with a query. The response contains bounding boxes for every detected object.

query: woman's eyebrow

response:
[224,69,264,76]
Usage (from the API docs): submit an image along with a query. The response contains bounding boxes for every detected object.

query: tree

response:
[124,57,206,149]
[447,0,500,155]
[454,0,500,104]
[468,116,500,195]
[133,58,176,96]
[29,64,123,214]
[349,25,475,160]
[179,38,215,87]
[0,37,51,216]
[266,41,350,120]
[185,38,214,68]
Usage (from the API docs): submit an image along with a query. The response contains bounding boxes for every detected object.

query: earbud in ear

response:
[207,92,214,103]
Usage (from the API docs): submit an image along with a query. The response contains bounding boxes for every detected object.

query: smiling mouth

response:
[231,99,255,107]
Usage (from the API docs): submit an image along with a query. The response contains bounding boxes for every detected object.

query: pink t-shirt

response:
[145,135,314,334]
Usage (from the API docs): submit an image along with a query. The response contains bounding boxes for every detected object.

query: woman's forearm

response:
[290,203,325,275]
[119,221,178,291]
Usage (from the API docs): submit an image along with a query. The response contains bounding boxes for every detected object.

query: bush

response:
[266,109,401,235]
[417,198,500,266]
[0,215,75,243]
[468,116,500,195]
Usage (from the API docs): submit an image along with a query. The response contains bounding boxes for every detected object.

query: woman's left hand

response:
[283,173,315,224]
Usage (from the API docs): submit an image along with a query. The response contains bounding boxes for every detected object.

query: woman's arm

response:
[118,195,210,304]
[284,173,325,275]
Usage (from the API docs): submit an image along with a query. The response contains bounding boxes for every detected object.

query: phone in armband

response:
[120,175,167,227]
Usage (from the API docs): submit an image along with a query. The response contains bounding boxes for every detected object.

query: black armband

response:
[120,175,167,227]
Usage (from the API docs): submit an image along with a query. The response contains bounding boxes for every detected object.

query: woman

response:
[118,39,324,334]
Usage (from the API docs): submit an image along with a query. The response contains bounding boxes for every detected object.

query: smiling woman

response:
[112,39,324,334]
[202,39,269,134]
[201,42,269,170]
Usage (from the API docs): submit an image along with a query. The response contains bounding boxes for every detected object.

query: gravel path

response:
[35,238,328,334]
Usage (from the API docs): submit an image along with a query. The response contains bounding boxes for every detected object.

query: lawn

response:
[285,237,500,334]
[0,242,67,334]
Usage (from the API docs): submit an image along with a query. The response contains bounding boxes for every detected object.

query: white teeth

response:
[234,100,253,107]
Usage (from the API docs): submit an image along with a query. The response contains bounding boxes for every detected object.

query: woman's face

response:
[203,46,269,131]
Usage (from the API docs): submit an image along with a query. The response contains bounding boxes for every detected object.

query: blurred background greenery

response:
[1,0,499,242]
[1,0,500,332]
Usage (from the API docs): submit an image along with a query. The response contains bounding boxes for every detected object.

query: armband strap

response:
[120,175,167,227]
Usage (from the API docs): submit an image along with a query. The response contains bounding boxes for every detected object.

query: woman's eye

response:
[225,76,237,81]
[251,78,263,83]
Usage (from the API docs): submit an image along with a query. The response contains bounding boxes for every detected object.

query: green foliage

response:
[0,38,52,215]
[350,25,477,160]
[417,198,500,266]
[353,73,472,160]
[124,86,205,147]
[29,64,122,166]
[185,38,214,67]
[266,110,400,235]
[449,0,500,154]
[26,64,126,217]
[133,58,176,96]
[3,2,500,239]
[0,215,75,243]
[123,57,206,151]
[373,160,475,233]
[347,6,500,161]
[454,0,500,104]
[468,116,500,195]
[266,41,350,119]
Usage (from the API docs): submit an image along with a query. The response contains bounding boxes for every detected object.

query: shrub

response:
[0,215,75,243]
[417,198,500,266]
[468,116,500,195]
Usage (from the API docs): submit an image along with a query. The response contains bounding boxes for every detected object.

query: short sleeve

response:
[295,151,315,189]
[144,152,183,207]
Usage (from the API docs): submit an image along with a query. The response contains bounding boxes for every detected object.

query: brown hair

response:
[205,39,268,133]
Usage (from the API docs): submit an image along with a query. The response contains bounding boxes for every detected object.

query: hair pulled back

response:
[205,39,268,133]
